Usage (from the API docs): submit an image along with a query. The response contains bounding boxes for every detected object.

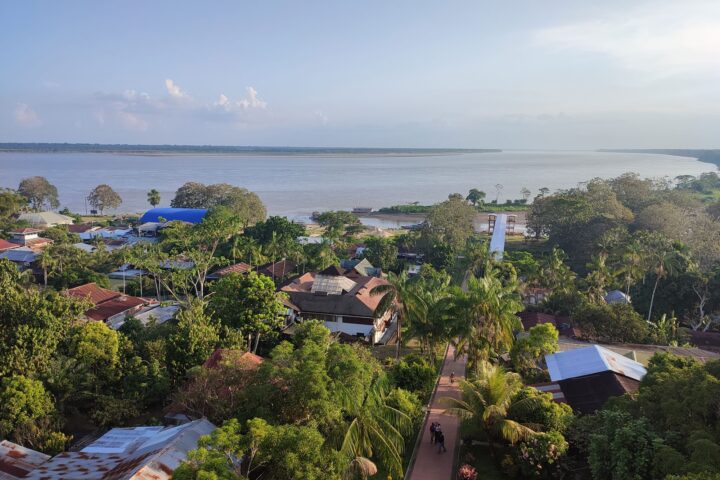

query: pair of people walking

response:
[429,422,447,453]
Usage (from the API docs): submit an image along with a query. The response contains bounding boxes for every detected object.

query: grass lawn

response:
[458,442,507,480]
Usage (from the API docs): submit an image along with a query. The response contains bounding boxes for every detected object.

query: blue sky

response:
[2,0,719,148]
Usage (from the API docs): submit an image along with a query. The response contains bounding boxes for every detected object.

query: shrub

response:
[390,354,437,399]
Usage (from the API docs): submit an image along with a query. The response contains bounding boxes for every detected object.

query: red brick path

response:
[407,344,468,480]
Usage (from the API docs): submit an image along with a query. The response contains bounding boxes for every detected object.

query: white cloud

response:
[14,103,42,127]
[165,78,189,99]
[91,81,268,130]
[117,111,148,131]
[534,1,720,76]
[313,110,329,125]
[237,86,267,109]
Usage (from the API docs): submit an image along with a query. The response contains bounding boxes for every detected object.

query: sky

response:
[1,0,719,149]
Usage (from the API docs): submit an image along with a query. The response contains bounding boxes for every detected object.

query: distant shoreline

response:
[0,143,501,157]
[599,149,720,168]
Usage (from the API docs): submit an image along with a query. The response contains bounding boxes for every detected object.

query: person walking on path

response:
[450,371,455,384]
[436,429,446,453]
[429,422,437,444]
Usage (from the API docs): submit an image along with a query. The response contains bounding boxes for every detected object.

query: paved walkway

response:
[407,344,468,480]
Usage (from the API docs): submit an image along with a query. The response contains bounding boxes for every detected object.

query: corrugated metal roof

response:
[26,419,215,480]
[0,440,50,480]
[545,345,647,382]
[0,240,19,252]
[17,212,74,227]
[66,283,121,305]
[0,247,37,264]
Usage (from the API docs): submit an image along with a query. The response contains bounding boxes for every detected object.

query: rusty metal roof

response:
[25,419,215,480]
[0,441,50,480]
[66,283,121,305]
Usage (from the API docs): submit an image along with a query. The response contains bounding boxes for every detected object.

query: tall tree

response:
[452,268,523,368]
[423,195,477,251]
[167,300,220,380]
[171,182,266,226]
[87,184,122,215]
[17,176,59,211]
[466,188,486,206]
[0,188,27,217]
[339,376,412,479]
[209,271,287,353]
[146,188,161,207]
[371,272,413,359]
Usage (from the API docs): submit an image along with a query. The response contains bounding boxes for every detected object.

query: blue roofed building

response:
[140,208,208,224]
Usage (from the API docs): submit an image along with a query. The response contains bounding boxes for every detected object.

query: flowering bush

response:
[512,431,568,478]
[457,463,478,480]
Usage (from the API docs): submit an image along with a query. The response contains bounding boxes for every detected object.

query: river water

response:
[0,150,714,224]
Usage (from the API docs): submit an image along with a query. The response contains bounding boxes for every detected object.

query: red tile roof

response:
[10,228,42,234]
[85,295,147,321]
[66,282,121,305]
[0,239,19,252]
[202,349,263,369]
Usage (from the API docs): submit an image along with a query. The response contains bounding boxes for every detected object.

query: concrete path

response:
[407,344,468,480]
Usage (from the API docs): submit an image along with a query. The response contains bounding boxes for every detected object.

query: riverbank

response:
[360,210,528,225]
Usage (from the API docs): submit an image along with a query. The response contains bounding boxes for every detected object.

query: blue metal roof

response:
[140,208,208,224]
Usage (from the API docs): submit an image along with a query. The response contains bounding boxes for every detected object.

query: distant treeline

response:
[600,149,720,167]
[0,143,501,156]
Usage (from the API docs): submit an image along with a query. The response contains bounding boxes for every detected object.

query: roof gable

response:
[545,345,647,382]
[66,283,121,305]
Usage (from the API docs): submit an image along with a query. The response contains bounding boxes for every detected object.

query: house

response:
[0,239,19,253]
[605,289,631,305]
[520,286,552,306]
[17,211,74,228]
[80,226,132,241]
[518,311,558,331]
[131,304,181,328]
[207,262,252,280]
[340,258,382,277]
[258,259,297,280]
[0,440,50,480]
[530,382,567,404]
[517,311,580,338]
[8,228,51,252]
[545,345,647,414]
[16,419,215,480]
[202,349,264,369]
[281,265,396,343]
[68,223,101,234]
[65,283,151,326]
[0,247,37,270]
[140,208,208,224]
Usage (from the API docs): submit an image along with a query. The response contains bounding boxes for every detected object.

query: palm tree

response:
[339,376,412,479]
[147,189,161,207]
[404,276,454,364]
[371,272,415,358]
[452,269,523,370]
[585,252,611,304]
[647,248,682,321]
[616,240,646,297]
[443,361,539,457]
[37,248,55,287]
